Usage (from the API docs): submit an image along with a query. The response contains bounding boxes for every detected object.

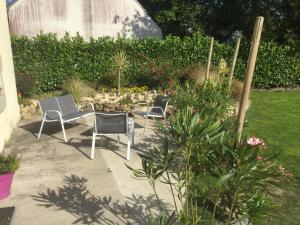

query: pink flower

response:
[247,137,265,146]
[256,156,264,161]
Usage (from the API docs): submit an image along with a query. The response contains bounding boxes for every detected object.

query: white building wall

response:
[8,0,162,40]
[0,1,20,152]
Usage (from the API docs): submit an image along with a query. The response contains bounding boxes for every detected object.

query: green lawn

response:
[246,90,300,225]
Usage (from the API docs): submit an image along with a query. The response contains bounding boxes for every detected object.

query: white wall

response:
[0,1,20,152]
[8,0,162,40]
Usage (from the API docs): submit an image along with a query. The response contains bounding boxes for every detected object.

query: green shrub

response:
[0,154,21,175]
[11,33,300,92]
[170,80,231,122]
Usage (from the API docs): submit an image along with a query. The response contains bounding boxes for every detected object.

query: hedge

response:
[11,33,300,91]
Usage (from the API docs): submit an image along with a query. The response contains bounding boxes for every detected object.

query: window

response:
[0,55,6,112]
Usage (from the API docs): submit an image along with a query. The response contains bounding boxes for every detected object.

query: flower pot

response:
[0,172,14,200]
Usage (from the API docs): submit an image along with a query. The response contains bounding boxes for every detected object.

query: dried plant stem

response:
[151,181,165,214]
[226,189,238,225]
[211,188,220,225]
[167,171,179,218]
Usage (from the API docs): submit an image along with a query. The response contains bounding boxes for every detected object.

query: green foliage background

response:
[11,33,300,92]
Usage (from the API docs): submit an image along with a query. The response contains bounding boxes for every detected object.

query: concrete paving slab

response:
[0,115,175,225]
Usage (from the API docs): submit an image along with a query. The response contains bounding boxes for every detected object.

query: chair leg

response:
[91,133,96,159]
[127,139,131,160]
[38,117,46,139]
[60,120,68,142]
[117,134,120,143]
[143,116,148,135]
[132,129,135,147]
[100,136,103,145]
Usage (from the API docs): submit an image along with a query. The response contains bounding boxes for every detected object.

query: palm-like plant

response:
[113,50,128,95]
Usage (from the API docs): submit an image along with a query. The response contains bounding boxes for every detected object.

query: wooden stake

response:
[236,17,264,144]
[228,37,241,88]
[205,37,214,82]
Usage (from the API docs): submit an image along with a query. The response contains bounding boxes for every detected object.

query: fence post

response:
[236,17,264,144]
[205,37,214,82]
[228,37,241,88]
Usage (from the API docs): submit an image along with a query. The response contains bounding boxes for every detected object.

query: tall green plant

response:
[127,81,288,224]
[128,106,223,224]
[113,50,128,95]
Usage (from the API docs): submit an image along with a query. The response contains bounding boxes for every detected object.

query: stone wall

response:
[0,1,20,152]
[19,91,158,120]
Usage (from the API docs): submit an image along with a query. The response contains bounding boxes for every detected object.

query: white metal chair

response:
[91,112,134,160]
[134,95,169,134]
[37,95,94,142]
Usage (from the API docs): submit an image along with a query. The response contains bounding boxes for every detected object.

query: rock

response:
[20,105,29,113]
[94,94,103,101]
[95,103,104,111]
[148,93,155,101]
[115,104,125,111]
[30,99,38,108]
[143,92,148,101]
[137,93,144,101]
[21,112,32,120]
[81,97,94,102]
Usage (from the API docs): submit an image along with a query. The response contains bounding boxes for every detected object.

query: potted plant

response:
[0,154,20,200]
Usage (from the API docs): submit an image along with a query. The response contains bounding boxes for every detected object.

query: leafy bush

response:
[170,80,231,122]
[15,71,38,97]
[11,33,300,92]
[128,101,289,224]
[0,154,21,175]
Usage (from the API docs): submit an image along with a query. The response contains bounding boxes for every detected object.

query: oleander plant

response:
[127,80,291,225]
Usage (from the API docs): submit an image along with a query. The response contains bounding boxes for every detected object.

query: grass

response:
[246,90,300,225]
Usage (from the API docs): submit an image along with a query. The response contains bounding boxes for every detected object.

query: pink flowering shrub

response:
[247,137,265,146]
[189,133,292,223]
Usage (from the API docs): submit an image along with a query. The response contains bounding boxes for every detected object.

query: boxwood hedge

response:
[11,33,300,91]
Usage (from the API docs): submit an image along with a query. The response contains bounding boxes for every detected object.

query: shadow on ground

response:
[20,121,79,140]
[32,174,171,225]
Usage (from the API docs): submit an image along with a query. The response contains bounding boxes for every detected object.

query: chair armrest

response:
[43,110,64,121]
[148,106,164,114]
[134,102,150,112]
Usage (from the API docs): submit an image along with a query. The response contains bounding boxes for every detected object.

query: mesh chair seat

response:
[46,111,92,121]
[56,95,78,116]
[91,112,134,160]
[94,112,127,134]
[147,111,165,117]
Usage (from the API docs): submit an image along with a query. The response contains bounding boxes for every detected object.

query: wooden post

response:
[205,37,214,82]
[236,17,264,144]
[228,37,241,88]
